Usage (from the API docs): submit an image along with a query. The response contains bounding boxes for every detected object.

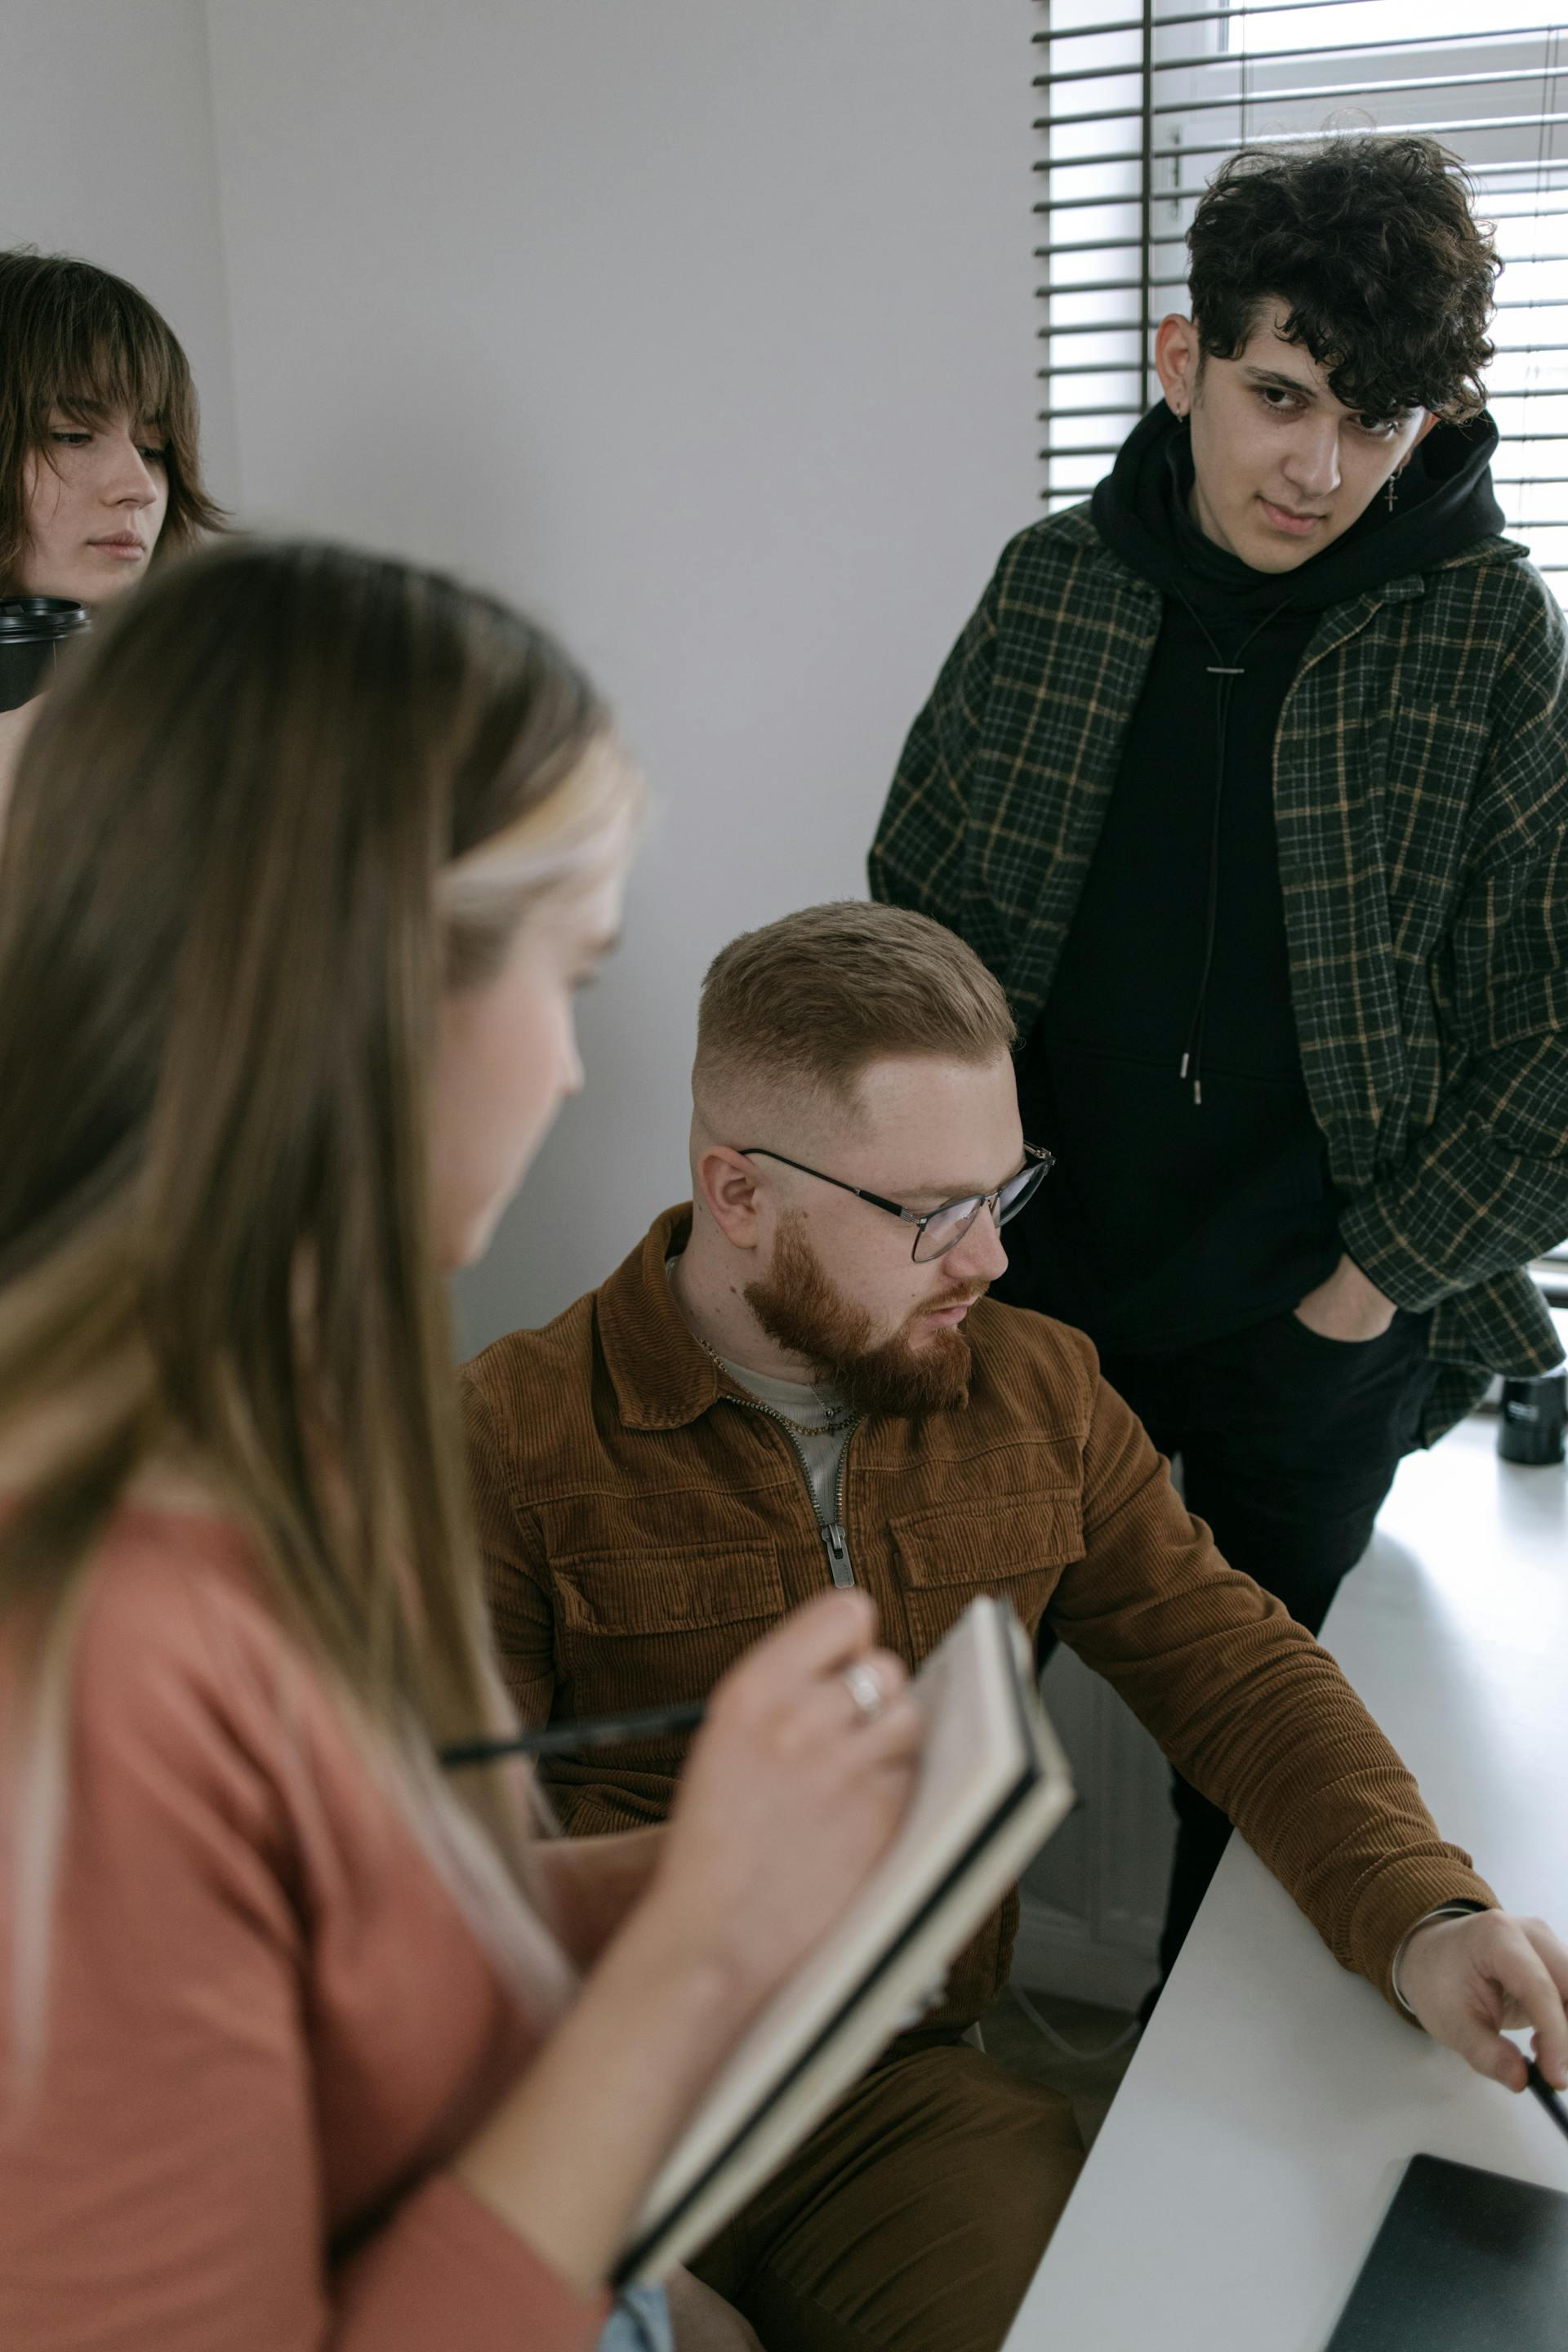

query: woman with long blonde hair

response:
[0,540,921,2350]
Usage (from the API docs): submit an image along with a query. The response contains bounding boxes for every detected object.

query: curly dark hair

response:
[1186,136,1499,423]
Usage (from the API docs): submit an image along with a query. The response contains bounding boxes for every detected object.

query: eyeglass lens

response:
[911,1158,1049,1263]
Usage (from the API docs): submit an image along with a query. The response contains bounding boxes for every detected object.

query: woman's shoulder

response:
[78,1504,305,1710]
[12,1503,350,1858]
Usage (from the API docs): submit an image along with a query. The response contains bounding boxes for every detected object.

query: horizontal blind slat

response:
[1031,0,1526,44]
[1035,0,1568,599]
[1039,63,1568,132]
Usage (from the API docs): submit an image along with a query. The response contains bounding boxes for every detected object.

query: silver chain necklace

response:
[694,1332,857,1438]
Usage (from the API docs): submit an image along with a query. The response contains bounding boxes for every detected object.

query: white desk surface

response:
[1004,1414,1568,2352]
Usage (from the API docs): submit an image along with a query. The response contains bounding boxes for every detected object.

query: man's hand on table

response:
[1292,1254,1399,1342]
[1397,1909,1568,2091]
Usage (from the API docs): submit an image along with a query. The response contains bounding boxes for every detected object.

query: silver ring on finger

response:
[841,1661,884,1722]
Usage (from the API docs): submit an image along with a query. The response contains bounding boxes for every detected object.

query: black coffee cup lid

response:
[0,596,91,640]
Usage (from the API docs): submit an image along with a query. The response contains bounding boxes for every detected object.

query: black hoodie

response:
[998,403,1505,1356]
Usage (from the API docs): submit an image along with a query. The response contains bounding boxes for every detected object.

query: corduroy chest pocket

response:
[551,1541,786,1718]
[889,1490,1083,1654]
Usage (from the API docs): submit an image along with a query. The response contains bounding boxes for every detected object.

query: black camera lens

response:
[0,597,91,713]
[1498,1370,1567,1466]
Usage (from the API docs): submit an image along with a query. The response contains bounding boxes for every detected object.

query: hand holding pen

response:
[1526,2060,1568,2148]
[440,1698,707,1767]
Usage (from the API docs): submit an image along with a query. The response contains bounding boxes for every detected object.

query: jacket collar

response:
[596,1205,733,1431]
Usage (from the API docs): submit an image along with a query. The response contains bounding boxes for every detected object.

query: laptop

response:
[1324,2151,1568,2349]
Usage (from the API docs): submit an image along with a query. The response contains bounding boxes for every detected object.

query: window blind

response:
[1033,0,1568,595]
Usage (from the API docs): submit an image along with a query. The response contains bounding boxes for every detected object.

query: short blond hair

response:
[695,902,1015,1112]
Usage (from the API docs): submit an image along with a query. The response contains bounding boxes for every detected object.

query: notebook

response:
[1323,2153,1568,2349]
[613,1595,1076,2284]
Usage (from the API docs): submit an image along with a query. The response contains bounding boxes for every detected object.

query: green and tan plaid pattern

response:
[870,504,1568,1440]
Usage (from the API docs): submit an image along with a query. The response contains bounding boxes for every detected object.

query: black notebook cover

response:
[1324,2154,1568,2349]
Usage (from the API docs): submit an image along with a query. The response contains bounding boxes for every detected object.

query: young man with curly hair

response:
[870,135,1568,1988]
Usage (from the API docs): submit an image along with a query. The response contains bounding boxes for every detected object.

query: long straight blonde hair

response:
[0,539,635,2059]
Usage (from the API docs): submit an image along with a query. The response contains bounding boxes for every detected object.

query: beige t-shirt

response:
[711,1353,857,1534]
[664,1257,861,1577]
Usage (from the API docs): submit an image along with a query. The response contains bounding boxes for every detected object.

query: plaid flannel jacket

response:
[869,504,1568,1441]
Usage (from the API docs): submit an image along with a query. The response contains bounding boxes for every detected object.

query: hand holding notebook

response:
[615,1595,1076,2283]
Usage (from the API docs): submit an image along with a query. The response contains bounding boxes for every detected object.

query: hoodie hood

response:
[1091,401,1507,617]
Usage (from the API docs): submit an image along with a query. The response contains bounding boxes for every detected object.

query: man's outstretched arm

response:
[1049,1347,1568,2087]
[1397,1907,1568,2091]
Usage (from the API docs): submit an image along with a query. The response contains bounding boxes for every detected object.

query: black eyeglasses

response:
[736,1142,1054,1264]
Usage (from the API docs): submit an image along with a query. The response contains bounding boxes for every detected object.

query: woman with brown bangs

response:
[0,247,224,813]
[0,540,922,2352]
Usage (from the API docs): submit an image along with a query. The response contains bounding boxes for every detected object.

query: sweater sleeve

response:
[336,2175,610,2349]
[1045,1355,1498,2008]
[0,1550,608,2352]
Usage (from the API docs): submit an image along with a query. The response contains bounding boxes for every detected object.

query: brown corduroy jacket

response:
[462,1205,1494,2031]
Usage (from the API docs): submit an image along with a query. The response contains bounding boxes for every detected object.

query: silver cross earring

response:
[1386,466,1403,514]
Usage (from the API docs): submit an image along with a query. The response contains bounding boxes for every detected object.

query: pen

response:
[1526,2060,1568,2146]
[439,1699,707,1768]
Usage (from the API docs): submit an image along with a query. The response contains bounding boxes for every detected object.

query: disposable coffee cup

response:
[1498,1370,1567,1466]
[0,596,91,714]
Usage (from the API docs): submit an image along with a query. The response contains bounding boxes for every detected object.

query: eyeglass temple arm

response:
[736,1147,917,1224]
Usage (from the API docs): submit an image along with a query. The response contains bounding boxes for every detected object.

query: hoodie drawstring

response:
[1169,586,1296,1105]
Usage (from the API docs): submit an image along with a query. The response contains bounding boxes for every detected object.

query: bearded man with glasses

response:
[461,898,1552,2352]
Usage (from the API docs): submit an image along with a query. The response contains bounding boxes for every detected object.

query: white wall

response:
[0,0,239,511]
[202,0,1044,1351]
[5,0,1161,2000]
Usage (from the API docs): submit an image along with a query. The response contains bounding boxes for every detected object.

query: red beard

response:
[744,1214,980,1419]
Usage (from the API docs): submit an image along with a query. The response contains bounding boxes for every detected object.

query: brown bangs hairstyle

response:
[694,902,1017,1116]
[0,247,226,590]
[0,539,632,2058]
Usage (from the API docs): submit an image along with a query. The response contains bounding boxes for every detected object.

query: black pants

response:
[1096,1303,1437,1985]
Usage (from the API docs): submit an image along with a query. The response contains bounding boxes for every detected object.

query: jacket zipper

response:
[721,1396,859,1588]
[824,1435,855,1587]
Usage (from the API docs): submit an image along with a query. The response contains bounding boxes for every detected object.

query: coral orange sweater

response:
[0,1506,609,2352]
